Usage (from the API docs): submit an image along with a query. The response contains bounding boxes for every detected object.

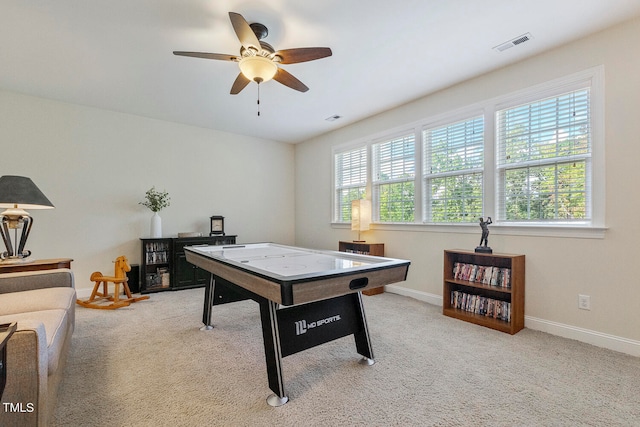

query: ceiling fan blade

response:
[173,51,238,61]
[273,68,309,92]
[229,12,261,51]
[274,47,332,64]
[230,73,251,94]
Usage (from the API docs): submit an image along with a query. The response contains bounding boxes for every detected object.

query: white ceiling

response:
[2,1,640,144]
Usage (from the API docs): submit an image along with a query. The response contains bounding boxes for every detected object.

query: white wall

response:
[295,17,640,354]
[0,91,295,291]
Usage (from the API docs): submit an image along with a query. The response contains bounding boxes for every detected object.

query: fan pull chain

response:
[257,82,261,116]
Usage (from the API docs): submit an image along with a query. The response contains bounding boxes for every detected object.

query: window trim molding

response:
[331,220,607,239]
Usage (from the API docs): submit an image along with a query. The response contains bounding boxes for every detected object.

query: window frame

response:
[491,67,604,228]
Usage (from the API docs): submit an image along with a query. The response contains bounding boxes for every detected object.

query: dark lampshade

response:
[0,176,54,209]
[0,176,54,262]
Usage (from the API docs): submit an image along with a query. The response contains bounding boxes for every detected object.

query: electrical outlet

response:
[578,294,591,310]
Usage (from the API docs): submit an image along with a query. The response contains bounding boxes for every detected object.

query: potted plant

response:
[140,187,170,237]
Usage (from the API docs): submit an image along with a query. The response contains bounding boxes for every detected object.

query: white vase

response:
[150,212,162,238]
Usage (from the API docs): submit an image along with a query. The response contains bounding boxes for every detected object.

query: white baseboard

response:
[385,285,640,357]
[524,316,640,357]
[385,284,443,306]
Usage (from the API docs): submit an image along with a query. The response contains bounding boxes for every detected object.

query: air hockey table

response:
[184,243,410,406]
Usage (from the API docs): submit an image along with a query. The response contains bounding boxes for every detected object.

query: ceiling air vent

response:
[493,32,533,52]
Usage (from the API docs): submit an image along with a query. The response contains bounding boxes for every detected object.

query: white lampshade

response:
[238,56,278,83]
[351,199,371,232]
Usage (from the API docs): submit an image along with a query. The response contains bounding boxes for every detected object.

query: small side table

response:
[1,322,17,400]
[0,258,73,274]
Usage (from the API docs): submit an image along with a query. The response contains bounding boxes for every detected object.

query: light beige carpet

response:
[53,289,640,426]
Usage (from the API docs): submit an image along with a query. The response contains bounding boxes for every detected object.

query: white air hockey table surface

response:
[185,243,410,306]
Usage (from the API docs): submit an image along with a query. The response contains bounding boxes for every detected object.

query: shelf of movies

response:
[450,290,511,322]
[452,262,511,288]
[145,241,170,265]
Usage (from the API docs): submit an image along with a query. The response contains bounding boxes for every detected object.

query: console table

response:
[0,258,73,274]
[140,236,237,293]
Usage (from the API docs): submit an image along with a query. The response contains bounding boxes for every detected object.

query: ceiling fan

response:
[173,12,332,95]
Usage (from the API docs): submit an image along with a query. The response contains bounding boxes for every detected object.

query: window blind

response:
[496,89,591,221]
[372,134,415,222]
[334,146,367,222]
[423,116,484,222]
[373,134,415,182]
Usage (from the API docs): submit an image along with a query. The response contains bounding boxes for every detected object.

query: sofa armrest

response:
[0,320,48,426]
[0,268,74,294]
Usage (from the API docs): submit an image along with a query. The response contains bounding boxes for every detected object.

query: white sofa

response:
[0,268,76,427]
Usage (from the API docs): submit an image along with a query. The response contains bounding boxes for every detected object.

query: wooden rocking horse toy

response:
[76,255,149,309]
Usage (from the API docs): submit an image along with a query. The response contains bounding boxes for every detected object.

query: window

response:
[332,67,603,233]
[372,133,415,222]
[334,146,367,222]
[496,89,591,222]
[423,116,484,223]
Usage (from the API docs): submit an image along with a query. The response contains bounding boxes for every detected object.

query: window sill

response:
[331,222,607,239]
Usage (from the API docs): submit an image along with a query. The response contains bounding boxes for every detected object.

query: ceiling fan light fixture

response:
[239,56,277,83]
[174,12,331,94]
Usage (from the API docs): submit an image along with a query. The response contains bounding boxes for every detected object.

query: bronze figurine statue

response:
[475,216,493,253]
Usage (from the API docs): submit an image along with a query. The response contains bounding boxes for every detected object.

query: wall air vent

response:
[493,32,533,52]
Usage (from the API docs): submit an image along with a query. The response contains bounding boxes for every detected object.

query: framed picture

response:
[210,216,225,236]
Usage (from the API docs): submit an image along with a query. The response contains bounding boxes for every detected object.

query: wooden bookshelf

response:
[443,249,525,334]
[338,241,385,296]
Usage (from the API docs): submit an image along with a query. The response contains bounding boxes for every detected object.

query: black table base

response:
[202,275,375,406]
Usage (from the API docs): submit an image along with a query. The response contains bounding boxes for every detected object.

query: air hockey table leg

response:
[259,299,289,406]
[200,275,215,331]
[353,292,375,365]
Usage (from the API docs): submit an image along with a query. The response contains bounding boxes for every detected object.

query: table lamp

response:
[351,199,371,242]
[0,176,54,264]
